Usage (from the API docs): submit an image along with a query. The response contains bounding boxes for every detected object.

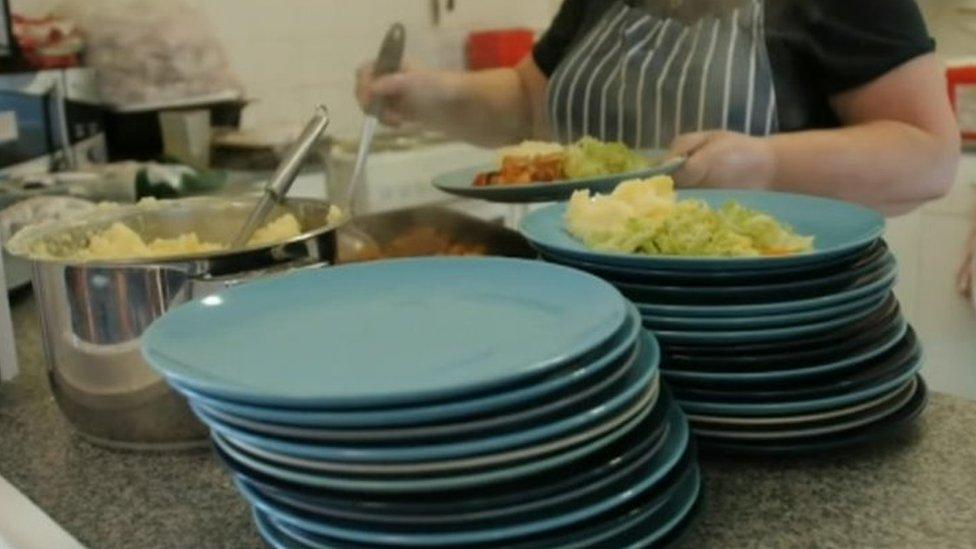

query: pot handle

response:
[189,258,330,297]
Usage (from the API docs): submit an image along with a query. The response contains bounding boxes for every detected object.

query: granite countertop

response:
[1,291,975,548]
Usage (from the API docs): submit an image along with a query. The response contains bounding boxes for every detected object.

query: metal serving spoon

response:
[232,105,331,248]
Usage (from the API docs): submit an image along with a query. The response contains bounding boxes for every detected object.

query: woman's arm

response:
[670,54,961,215]
[355,57,549,147]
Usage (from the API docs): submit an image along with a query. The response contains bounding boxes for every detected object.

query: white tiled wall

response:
[886,158,976,400]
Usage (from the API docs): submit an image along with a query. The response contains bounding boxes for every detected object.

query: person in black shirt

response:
[357,0,959,214]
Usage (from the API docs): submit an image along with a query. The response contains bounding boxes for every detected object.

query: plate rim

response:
[676,351,923,417]
[210,394,670,494]
[690,377,917,440]
[145,257,629,407]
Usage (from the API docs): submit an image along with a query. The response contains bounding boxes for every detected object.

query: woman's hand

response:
[354,60,458,128]
[667,131,776,190]
[352,57,547,147]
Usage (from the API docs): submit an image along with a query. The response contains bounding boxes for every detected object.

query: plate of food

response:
[519,176,885,271]
[432,137,686,203]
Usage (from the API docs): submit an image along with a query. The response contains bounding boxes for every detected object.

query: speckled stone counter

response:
[2,292,975,548]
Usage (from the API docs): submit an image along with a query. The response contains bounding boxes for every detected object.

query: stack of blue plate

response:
[143,258,701,547]
[521,190,928,456]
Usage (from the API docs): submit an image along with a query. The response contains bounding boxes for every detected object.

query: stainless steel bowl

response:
[6,197,339,450]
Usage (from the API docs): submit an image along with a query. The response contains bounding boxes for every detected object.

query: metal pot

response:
[5,197,339,450]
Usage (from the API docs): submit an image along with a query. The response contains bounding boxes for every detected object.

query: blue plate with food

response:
[432,138,685,203]
[520,178,885,271]
[143,257,629,407]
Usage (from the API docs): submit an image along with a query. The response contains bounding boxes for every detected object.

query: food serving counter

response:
[1,295,975,547]
[1,204,974,548]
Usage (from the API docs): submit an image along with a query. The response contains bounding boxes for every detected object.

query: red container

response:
[946,59,976,144]
[466,29,535,71]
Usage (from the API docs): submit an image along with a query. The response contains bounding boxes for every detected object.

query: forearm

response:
[435,68,535,147]
[767,121,960,214]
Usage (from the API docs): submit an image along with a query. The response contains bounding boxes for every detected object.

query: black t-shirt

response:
[533,0,936,132]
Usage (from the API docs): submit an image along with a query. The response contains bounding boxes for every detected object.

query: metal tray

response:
[344,205,536,261]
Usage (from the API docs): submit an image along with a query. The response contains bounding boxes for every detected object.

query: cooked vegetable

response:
[563,137,651,179]
[565,177,813,257]
[472,137,651,187]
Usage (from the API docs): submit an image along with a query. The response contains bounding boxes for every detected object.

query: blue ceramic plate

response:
[192,344,639,443]
[661,318,909,384]
[261,462,700,549]
[691,377,918,440]
[194,339,658,465]
[520,190,885,271]
[636,268,896,318]
[538,240,885,284]
[166,307,641,428]
[670,329,919,402]
[431,153,684,204]
[236,403,692,547]
[696,375,928,456]
[677,352,923,417]
[648,294,892,346]
[260,463,700,549]
[144,258,628,407]
[228,398,673,525]
[253,509,300,549]
[210,388,668,494]
[239,431,689,546]
[687,376,914,427]
[642,291,887,331]
[614,253,894,305]
[211,377,654,475]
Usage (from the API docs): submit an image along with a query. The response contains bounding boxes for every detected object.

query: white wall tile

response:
[914,212,976,399]
[886,211,923,322]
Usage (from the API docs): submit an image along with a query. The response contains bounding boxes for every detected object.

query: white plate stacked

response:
[143,258,701,547]
[521,190,928,456]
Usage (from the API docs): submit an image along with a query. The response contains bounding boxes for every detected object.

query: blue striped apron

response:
[547,0,778,148]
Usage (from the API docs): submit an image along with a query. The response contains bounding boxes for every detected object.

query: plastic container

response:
[466,29,535,71]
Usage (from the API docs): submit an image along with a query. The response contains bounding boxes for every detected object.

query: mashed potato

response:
[47,213,306,261]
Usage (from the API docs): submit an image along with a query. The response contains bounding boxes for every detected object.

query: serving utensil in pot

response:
[336,23,406,261]
[232,105,331,248]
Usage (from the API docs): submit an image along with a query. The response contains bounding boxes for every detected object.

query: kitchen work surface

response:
[1,292,975,548]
